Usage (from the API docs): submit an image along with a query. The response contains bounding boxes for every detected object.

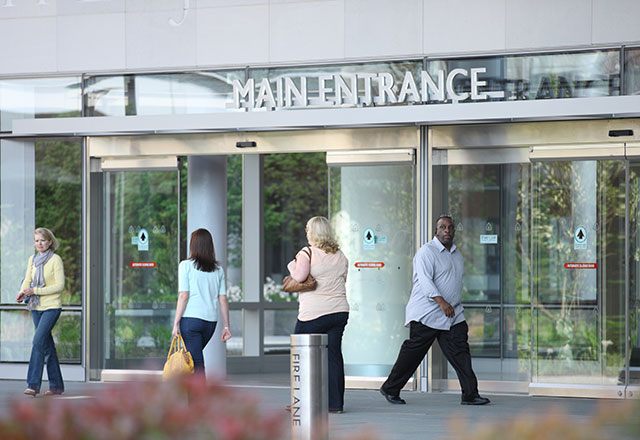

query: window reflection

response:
[625,48,640,95]
[427,49,620,103]
[262,152,328,304]
[226,155,243,302]
[250,61,422,108]
[84,71,244,117]
[0,77,81,132]
[434,160,531,381]
[0,138,83,363]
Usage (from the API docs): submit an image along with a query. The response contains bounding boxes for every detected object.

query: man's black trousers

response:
[381,320,479,400]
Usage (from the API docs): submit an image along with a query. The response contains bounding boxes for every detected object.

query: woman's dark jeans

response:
[179,317,217,375]
[27,308,64,393]
[294,312,349,412]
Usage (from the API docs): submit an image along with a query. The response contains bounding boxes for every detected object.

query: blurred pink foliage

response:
[0,375,286,440]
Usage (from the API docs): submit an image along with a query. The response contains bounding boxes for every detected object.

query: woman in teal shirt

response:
[172,228,231,375]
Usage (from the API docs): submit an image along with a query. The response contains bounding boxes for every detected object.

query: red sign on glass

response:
[354,262,385,269]
[564,262,598,269]
[129,262,157,268]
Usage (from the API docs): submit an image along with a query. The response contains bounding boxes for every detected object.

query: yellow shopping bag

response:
[162,334,194,380]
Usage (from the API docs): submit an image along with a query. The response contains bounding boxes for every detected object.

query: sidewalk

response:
[0,374,632,439]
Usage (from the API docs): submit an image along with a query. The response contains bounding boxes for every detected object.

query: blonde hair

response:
[34,227,59,252]
[306,216,340,253]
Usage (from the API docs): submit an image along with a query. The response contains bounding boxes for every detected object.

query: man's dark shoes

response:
[380,388,406,404]
[461,395,490,405]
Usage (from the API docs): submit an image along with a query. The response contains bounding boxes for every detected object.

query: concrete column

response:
[187,155,227,380]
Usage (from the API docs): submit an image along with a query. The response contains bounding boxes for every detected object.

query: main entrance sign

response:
[233,68,504,111]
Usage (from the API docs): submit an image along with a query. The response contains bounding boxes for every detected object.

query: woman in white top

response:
[287,216,349,413]
[172,228,231,376]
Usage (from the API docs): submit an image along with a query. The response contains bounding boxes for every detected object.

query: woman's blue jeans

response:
[179,317,217,376]
[27,308,64,393]
[294,312,349,412]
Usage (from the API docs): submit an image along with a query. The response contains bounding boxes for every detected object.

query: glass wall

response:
[0,138,83,364]
[225,155,243,356]
[226,155,243,302]
[102,170,179,369]
[629,162,640,386]
[625,47,640,96]
[261,152,328,353]
[330,163,415,377]
[427,49,620,102]
[433,160,531,382]
[249,61,422,108]
[83,70,245,117]
[532,160,626,385]
[0,77,81,132]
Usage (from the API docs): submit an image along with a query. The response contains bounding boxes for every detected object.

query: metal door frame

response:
[86,126,421,389]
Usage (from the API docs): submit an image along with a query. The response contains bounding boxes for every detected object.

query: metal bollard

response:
[290,334,328,440]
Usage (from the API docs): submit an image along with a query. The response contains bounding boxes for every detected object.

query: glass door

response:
[100,166,181,370]
[327,150,415,380]
[432,148,531,389]
[531,158,626,395]
[626,160,640,396]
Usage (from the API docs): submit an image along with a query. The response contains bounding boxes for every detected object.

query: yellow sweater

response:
[20,254,65,310]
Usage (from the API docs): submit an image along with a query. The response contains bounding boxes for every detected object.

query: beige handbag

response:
[282,247,317,293]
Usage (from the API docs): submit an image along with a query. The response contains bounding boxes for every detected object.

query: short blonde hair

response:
[34,227,59,251]
[306,216,340,253]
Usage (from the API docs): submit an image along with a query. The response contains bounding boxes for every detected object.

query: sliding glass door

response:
[532,159,626,392]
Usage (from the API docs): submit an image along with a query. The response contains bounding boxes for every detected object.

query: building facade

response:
[1,1,640,399]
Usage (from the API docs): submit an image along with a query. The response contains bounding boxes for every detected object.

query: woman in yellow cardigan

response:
[15,227,65,397]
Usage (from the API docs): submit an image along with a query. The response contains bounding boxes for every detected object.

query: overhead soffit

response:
[429,118,640,150]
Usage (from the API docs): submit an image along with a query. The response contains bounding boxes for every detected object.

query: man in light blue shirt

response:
[380,215,490,406]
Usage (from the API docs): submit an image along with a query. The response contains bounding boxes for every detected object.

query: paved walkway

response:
[0,374,633,439]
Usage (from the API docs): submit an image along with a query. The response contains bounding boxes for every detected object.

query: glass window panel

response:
[226,309,242,356]
[449,307,531,382]
[103,170,179,369]
[502,164,531,304]
[434,164,502,303]
[465,306,501,358]
[625,48,640,96]
[626,162,640,385]
[533,160,626,386]
[533,307,601,383]
[84,71,245,117]
[433,160,530,382]
[427,49,620,102]
[332,163,415,377]
[0,310,80,363]
[263,309,298,355]
[503,307,531,360]
[0,77,81,132]
[249,60,422,109]
[84,75,127,117]
[263,152,328,303]
[1,138,82,306]
[226,155,243,302]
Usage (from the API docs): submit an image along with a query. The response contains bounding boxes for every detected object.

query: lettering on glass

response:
[232,68,506,111]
